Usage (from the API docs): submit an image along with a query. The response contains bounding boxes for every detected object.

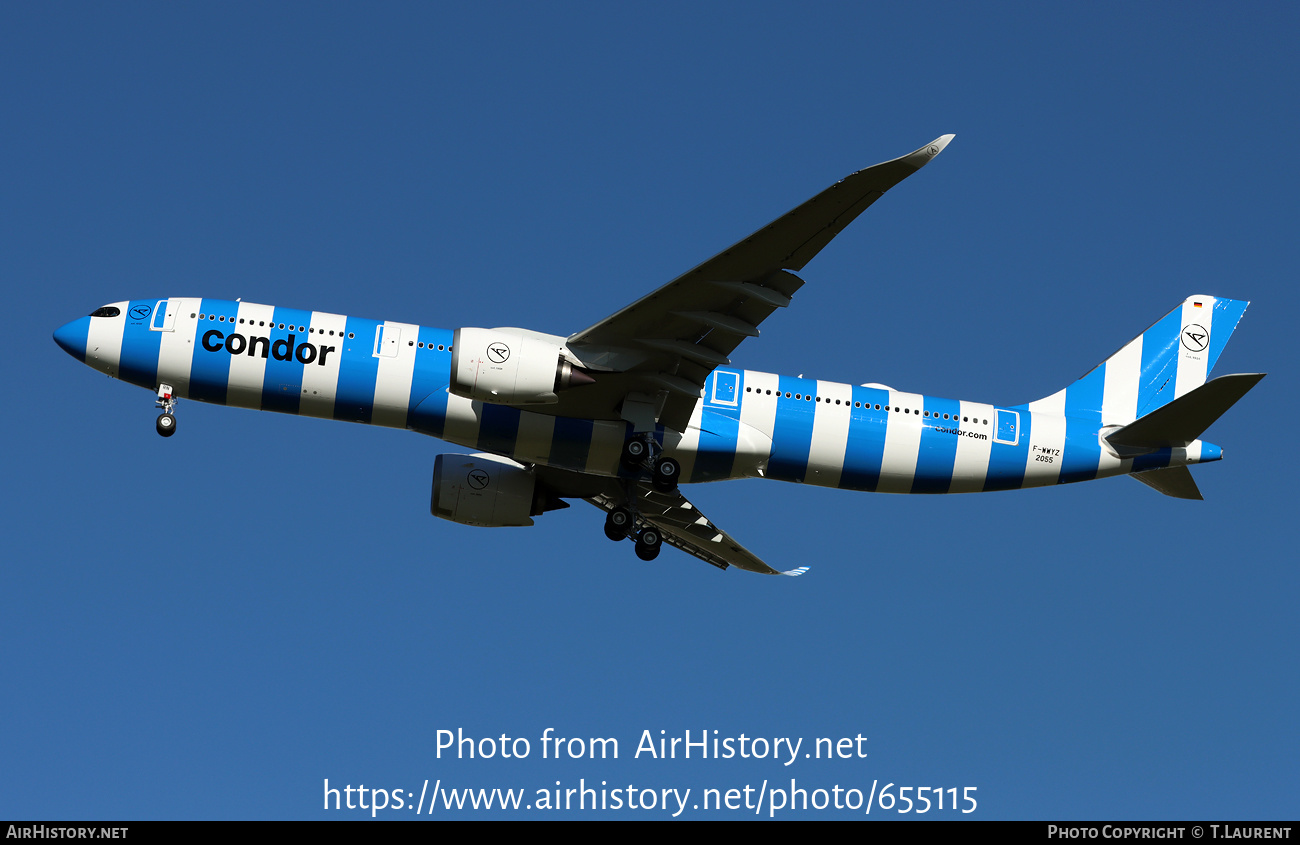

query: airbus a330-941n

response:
[53,136,1264,575]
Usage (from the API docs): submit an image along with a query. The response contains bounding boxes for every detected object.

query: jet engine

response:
[450,327,594,405]
[430,453,568,527]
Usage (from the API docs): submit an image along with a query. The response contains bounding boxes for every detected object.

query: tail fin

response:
[1033,295,1250,425]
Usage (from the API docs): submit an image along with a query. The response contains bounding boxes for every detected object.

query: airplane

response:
[52,135,1265,576]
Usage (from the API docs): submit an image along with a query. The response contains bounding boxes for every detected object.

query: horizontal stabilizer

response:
[1130,466,1203,500]
[1106,373,1265,452]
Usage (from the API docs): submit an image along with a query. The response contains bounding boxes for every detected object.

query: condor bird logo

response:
[1181,323,1209,352]
[467,469,490,489]
[487,342,510,364]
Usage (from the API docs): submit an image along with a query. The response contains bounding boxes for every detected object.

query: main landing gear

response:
[652,455,680,493]
[620,437,648,470]
[634,527,662,561]
[155,383,177,438]
[606,431,680,562]
[603,506,663,561]
[620,434,680,494]
[604,506,633,542]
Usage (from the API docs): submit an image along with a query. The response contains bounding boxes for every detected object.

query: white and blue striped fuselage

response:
[54,297,1223,495]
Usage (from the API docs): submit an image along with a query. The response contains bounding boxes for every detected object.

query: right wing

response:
[555,135,956,433]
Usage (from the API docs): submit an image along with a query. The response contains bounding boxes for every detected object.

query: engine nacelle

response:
[430,453,539,527]
[450,327,593,405]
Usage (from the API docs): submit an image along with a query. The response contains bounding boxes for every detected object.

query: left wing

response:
[535,466,805,576]
[591,483,808,576]
[561,135,954,432]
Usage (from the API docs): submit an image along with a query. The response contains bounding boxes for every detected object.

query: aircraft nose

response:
[53,316,91,362]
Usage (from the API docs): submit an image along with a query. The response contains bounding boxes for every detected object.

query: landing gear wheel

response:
[604,507,633,541]
[635,527,662,561]
[621,438,648,471]
[156,413,176,437]
[652,456,680,493]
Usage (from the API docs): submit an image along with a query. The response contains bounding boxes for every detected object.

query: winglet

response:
[902,134,955,170]
[782,566,811,577]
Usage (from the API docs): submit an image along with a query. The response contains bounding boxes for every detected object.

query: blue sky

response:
[3,3,1296,820]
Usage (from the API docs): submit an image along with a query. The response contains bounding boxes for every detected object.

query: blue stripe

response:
[1057,416,1102,484]
[333,317,380,423]
[1205,298,1248,375]
[548,417,594,473]
[910,396,961,494]
[476,402,521,455]
[982,407,1031,492]
[189,299,239,405]
[1135,308,1183,416]
[838,387,887,492]
[117,299,163,390]
[408,392,448,438]
[1131,448,1174,473]
[692,405,741,483]
[260,306,312,415]
[767,376,815,483]
[406,327,452,436]
[55,316,90,363]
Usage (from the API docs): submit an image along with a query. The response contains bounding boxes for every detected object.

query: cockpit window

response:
[89,306,120,318]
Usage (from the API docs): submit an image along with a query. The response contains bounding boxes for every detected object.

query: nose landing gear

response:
[155,383,177,438]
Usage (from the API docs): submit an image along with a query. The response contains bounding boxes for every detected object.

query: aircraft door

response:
[709,370,740,407]
[374,324,401,358]
[994,409,1020,445]
[149,299,179,332]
